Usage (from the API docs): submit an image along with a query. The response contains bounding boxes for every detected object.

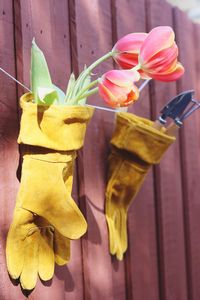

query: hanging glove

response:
[105,112,176,260]
[6,92,94,289]
[6,152,73,290]
[17,92,94,237]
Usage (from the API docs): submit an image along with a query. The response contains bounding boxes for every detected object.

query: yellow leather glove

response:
[6,93,94,289]
[106,112,176,260]
[6,153,73,290]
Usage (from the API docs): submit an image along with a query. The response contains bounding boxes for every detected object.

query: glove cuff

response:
[111,112,176,164]
[18,93,94,151]
[21,145,76,163]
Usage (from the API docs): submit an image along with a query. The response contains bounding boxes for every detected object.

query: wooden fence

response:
[0,0,200,299]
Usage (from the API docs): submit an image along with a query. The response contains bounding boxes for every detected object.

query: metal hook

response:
[179,98,200,121]
[158,90,198,127]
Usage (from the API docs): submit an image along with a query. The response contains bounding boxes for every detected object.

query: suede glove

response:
[6,93,94,289]
[106,112,176,260]
[6,152,73,290]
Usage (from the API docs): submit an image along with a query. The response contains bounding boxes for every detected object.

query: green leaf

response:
[69,66,88,100]
[77,74,91,105]
[31,38,58,105]
[65,72,76,102]
[37,87,58,105]
[52,84,65,105]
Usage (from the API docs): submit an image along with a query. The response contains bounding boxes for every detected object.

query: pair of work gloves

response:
[6,92,176,290]
[105,112,176,260]
[6,93,94,290]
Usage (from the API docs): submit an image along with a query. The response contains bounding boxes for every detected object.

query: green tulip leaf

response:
[37,87,58,105]
[52,84,65,105]
[77,74,91,105]
[65,72,76,102]
[31,38,58,105]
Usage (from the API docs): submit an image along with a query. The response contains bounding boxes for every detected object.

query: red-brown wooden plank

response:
[13,0,84,299]
[174,8,200,300]
[74,0,126,299]
[193,24,200,142]
[0,1,27,299]
[193,23,200,98]
[114,1,160,299]
[146,2,188,300]
[1,1,200,300]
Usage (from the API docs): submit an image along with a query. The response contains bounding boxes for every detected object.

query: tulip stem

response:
[77,87,99,101]
[70,51,114,100]
[85,51,114,74]
[77,79,99,98]
[130,64,141,72]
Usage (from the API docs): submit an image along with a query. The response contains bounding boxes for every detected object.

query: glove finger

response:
[106,192,119,256]
[6,209,35,279]
[106,215,118,256]
[6,224,25,279]
[38,228,54,281]
[20,230,39,290]
[54,230,70,265]
[115,209,127,261]
[120,210,128,254]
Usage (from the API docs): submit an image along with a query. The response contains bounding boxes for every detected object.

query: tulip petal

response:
[113,32,148,53]
[142,44,178,73]
[98,82,117,106]
[145,62,184,82]
[99,81,129,107]
[138,69,151,79]
[139,26,175,65]
[102,79,133,97]
[114,53,139,69]
[105,70,140,87]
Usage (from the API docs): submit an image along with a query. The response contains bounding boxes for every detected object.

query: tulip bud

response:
[112,33,148,69]
[98,70,140,108]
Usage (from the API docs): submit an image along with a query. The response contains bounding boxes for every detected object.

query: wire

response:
[0,67,31,92]
[0,66,149,112]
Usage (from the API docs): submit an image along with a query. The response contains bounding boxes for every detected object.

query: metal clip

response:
[159,90,200,127]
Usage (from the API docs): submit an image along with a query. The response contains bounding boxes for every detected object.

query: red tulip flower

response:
[98,70,140,108]
[112,33,148,69]
[138,26,184,81]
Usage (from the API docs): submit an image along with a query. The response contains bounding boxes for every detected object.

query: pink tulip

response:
[138,26,184,81]
[112,33,148,69]
[98,70,140,108]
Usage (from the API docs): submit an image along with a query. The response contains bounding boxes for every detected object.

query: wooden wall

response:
[0,0,200,299]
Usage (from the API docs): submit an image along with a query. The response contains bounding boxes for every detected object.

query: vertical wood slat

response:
[193,23,200,176]
[146,1,188,300]
[13,0,84,299]
[114,1,160,300]
[174,8,200,300]
[74,0,126,299]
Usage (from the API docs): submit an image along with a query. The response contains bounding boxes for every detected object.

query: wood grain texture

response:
[114,1,160,299]
[74,0,126,299]
[145,1,188,300]
[174,7,200,300]
[1,0,200,299]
